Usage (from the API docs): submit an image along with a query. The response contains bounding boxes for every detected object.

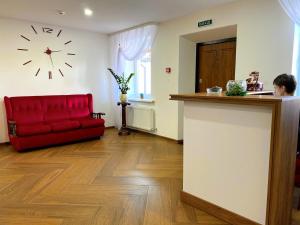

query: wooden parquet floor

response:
[0,128,299,225]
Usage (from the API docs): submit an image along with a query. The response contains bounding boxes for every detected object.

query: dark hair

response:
[273,74,297,94]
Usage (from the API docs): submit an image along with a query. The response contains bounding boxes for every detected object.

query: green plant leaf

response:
[107,68,135,94]
[126,73,135,85]
[225,83,247,96]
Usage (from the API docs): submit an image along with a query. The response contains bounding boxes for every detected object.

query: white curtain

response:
[109,24,158,127]
[112,24,157,74]
[279,0,300,95]
[279,0,300,25]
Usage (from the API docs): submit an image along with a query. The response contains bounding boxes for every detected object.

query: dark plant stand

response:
[117,102,131,136]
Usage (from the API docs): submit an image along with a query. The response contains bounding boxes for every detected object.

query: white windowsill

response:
[128,98,155,103]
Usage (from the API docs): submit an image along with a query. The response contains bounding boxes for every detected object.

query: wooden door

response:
[196,41,236,92]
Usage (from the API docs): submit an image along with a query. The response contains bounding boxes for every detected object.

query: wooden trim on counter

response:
[266,100,300,225]
[169,93,300,106]
[181,191,261,225]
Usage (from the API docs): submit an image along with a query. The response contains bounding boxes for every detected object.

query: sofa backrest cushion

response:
[42,96,69,122]
[6,97,44,125]
[4,94,93,126]
[67,95,92,119]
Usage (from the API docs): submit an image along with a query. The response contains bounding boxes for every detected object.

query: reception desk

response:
[170,93,300,225]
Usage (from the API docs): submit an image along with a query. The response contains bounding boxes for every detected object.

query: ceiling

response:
[0,0,237,34]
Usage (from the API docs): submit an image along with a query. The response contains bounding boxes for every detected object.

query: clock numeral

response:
[57,30,62,37]
[48,71,52,79]
[35,68,41,76]
[18,48,28,51]
[23,60,32,66]
[65,62,72,68]
[43,27,53,33]
[64,40,72,45]
[20,35,30,41]
[67,53,75,55]
[31,25,37,34]
[59,69,64,77]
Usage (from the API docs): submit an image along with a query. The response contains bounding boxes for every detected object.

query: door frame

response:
[195,37,237,92]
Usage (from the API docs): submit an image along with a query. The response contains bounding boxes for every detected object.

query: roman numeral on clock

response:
[59,69,64,77]
[20,35,30,41]
[31,25,37,34]
[48,71,52,79]
[57,29,62,37]
[64,40,72,45]
[65,62,72,68]
[35,68,40,76]
[23,60,32,65]
[42,27,53,33]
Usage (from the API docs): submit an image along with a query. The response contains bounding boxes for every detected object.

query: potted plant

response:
[108,68,135,102]
[225,80,247,96]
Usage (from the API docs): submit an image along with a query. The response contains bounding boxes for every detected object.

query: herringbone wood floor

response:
[0,128,299,225]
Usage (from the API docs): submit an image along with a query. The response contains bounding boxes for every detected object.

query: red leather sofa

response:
[4,94,105,151]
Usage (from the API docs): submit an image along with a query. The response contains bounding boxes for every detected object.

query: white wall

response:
[150,0,294,140]
[178,37,196,141]
[0,17,114,143]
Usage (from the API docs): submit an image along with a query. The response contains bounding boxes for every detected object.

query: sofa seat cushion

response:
[77,118,105,128]
[50,120,80,132]
[17,124,51,137]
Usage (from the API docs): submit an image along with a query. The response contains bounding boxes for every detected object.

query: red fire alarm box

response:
[165,67,171,73]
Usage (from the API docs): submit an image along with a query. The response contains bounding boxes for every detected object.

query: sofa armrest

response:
[8,120,17,136]
[91,112,105,119]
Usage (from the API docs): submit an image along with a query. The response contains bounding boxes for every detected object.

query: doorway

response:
[195,38,236,92]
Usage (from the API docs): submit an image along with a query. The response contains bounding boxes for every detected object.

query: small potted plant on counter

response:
[225,80,247,96]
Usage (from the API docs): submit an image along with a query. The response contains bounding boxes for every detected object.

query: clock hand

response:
[49,54,54,67]
[51,50,62,53]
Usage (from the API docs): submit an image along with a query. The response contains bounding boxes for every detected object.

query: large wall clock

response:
[18,25,76,79]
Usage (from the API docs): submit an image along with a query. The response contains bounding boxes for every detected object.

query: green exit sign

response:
[198,19,213,27]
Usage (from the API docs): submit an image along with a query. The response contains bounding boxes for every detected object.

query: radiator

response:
[126,106,155,131]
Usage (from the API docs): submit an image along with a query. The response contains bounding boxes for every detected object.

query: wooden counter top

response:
[170,93,299,105]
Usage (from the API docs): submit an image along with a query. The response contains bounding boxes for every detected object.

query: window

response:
[293,24,300,96]
[114,24,157,100]
[124,49,152,99]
